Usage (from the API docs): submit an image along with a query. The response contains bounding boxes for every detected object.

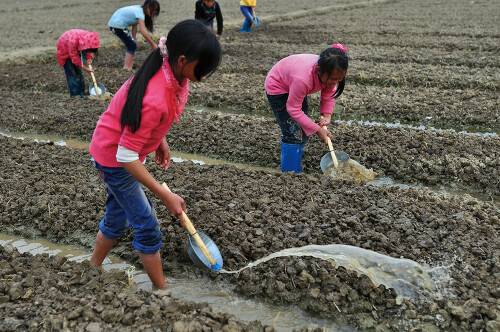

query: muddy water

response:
[339,119,498,137]
[221,244,434,305]
[0,130,90,149]
[324,159,377,184]
[193,105,274,119]
[0,233,357,331]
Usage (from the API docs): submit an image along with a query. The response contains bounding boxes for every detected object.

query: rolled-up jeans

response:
[92,159,162,254]
[110,27,137,55]
[266,92,309,144]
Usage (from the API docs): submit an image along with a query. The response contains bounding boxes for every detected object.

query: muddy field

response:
[1,0,499,331]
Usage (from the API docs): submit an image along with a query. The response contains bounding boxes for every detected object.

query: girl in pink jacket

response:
[56,29,100,98]
[88,20,222,288]
[265,44,349,173]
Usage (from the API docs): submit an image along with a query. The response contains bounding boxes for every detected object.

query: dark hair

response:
[121,19,222,133]
[317,47,349,99]
[84,48,99,61]
[143,0,160,32]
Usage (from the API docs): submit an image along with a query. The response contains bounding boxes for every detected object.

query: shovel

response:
[88,64,106,96]
[320,126,350,172]
[252,10,260,26]
[161,182,223,271]
[252,15,260,26]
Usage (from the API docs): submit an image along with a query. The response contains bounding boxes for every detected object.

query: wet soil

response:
[0,244,271,332]
[1,0,499,331]
[0,0,364,59]
[1,136,499,331]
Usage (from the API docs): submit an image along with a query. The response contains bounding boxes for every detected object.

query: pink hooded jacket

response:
[56,29,101,67]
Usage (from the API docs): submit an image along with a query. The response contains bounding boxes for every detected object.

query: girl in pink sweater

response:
[265,44,349,173]
[88,20,222,288]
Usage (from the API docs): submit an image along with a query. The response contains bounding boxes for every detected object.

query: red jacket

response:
[56,29,100,67]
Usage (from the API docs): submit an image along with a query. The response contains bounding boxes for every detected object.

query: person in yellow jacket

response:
[240,0,257,32]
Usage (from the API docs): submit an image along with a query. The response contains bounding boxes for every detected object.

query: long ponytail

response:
[120,48,163,133]
[120,19,222,133]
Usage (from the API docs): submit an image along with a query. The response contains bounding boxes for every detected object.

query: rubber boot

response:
[241,19,252,32]
[280,141,305,173]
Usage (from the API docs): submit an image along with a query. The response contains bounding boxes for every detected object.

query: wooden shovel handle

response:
[161,183,216,266]
[88,64,100,95]
[322,126,339,168]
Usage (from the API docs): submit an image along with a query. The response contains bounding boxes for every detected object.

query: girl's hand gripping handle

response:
[161,183,217,267]
[323,126,339,168]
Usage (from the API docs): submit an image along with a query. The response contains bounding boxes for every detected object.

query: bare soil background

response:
[0,0,499,331]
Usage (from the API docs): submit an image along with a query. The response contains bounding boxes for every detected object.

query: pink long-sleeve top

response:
[89,60,189,167]
[264,54,337,136]
[56,29,100,67]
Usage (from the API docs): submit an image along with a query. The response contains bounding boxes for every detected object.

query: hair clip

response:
[158,36,168,58]
[331,43,348,58]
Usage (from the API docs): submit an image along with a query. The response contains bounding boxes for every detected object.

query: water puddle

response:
[221,244,433,305]
[369,176,496,202]
[0,130,90,149]
[192,105,273,119]
[170,151,276,172]
[0,233,357,331]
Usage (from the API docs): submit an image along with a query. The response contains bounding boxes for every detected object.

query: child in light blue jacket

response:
[108,0,160,70]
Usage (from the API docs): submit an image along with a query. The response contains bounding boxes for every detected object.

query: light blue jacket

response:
[108,5,145,29]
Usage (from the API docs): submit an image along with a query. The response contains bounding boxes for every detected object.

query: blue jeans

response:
[110,27,137,55]
[93,160,162,254]
[63,59,85,97]
[206,19,214,30]
[267,92,309,144]
[240,6,253,32]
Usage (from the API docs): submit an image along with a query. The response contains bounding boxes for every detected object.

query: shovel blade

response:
[320,150,350,172]
[187,231,223,271]
[89,82,106,96]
